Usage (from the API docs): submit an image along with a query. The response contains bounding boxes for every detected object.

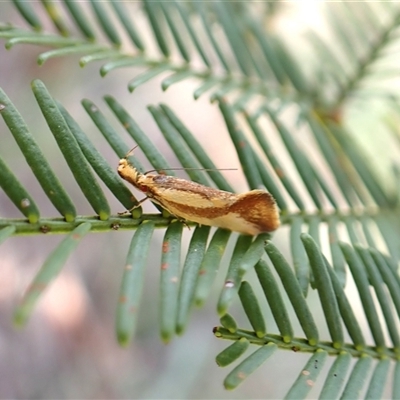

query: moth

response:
[118,150,280,236]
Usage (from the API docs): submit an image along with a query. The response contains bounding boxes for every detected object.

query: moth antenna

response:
[124,144,140,158]
[145,167,237,174]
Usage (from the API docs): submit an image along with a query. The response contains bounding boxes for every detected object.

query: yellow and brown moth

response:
[118,152,280,236]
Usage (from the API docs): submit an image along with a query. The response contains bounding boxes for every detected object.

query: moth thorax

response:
[135,174,153,192]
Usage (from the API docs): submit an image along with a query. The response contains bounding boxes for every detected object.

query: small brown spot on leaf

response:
[276,168,284,178]
[237,371,247,380]
[29,282,46,293]
[162,242,169,253]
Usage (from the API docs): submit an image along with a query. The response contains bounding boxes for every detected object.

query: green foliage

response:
[1,1,400,398]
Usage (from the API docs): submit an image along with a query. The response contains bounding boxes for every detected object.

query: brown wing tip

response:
[232,190,281,233]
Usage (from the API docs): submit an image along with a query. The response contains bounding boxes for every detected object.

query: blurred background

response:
[0,2,396,398]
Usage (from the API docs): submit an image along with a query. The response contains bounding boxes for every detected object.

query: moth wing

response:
[228,189,280,232]
[151,176,237,209]
[145,175,280,234]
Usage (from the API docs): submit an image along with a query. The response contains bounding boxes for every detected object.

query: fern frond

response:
[2,2,302,103]
[307,2,400,115]
[215,238,400,397]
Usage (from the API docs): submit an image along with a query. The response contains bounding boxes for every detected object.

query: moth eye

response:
[138,184,148,192]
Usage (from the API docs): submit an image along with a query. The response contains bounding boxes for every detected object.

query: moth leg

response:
[172,215,191,230]
[161,208,191,230]
[181,219,191,230]
[118,196,149,215]
[129,196,149,211]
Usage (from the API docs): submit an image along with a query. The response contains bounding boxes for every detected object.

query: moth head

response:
[118,145,139,175]
[118,156,142,185]
[118,158,129,173]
